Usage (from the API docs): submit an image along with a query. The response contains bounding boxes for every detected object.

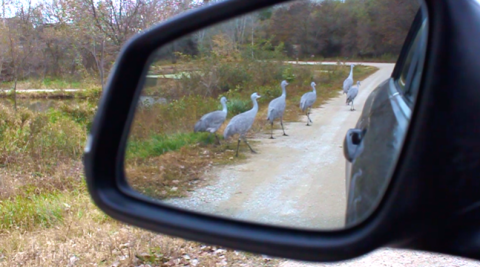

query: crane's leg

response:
[243,137,257,154]
[281,118,288,136]
[269,122,274,139]
[306,107,313,124]
[235,138,241,157]
[214,133,221,145]
[351,100,355,111]
[306,111,310,126]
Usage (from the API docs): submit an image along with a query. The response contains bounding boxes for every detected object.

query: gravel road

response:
[281,248,480,267]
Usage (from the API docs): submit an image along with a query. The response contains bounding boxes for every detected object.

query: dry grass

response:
[0,160,83,200]
[0,104,274,266]
[0,180,277,266]
[0,157,273,266]
[127,144,241,199]
[0,88,102,100]
[0,77,100,90]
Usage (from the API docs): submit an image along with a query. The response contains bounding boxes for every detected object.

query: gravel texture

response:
[281,248,480,267]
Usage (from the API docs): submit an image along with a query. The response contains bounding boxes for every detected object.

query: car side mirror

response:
[84,0,480,262]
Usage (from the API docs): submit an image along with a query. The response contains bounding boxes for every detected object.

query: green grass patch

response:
[0,191,67,231]
[127,132,216,159]
[0,177,111,232]
[41,77,80,88]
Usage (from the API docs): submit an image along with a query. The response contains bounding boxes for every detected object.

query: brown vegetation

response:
[1,0,416,88]
[0,104,275,266]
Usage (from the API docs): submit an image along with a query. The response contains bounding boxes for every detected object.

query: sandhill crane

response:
[347,81,361,111]
[224,93,261,157]
[343,64,355,100]
[300,82,317,126]
[194,96,228,144]
[267,80,288,139]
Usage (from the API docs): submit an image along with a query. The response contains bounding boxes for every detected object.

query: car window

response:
[396,18,428,103]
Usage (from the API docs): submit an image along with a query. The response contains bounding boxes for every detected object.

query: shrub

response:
[282,65,296,83]
[0,106,86,173]
[250,60,285,86]
[227,98,251,116]
[218,62,252,91]
[54,102,97,124]
[257,85,280,102]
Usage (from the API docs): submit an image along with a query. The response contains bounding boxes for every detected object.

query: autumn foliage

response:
[0,0,418,87]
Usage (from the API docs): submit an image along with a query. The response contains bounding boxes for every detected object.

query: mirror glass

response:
[125,0,427,230]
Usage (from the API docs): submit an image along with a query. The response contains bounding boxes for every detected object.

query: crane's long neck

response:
[348,65,354,78]
[252,98,259,113]
[312,85,316,94]
[221,101,227,113]
[281,84,287,97]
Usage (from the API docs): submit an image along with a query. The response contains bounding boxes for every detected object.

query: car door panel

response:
[345,13,427,226]
[346,80,409,225]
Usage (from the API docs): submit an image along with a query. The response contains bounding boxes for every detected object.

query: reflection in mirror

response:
[125,0,426,230]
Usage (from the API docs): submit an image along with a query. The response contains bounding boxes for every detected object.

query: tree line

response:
[0,0,197,89]
[0,0,419,89]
